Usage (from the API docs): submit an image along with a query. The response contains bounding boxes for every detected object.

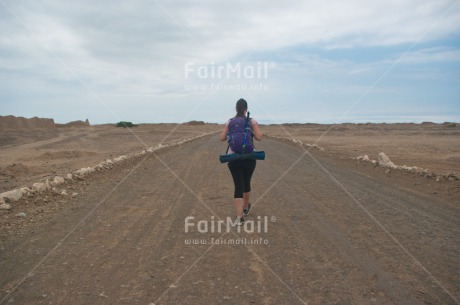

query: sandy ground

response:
[263,123,460,174]
[0,124,219,193]
[0,134,458,304]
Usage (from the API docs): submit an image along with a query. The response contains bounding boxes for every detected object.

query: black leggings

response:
[228,159,256,198]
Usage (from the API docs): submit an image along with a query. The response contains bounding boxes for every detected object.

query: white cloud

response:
[398,47,460,63]
[0,0,459,123]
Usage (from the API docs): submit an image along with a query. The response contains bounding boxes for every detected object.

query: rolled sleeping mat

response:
[219,151,265,163]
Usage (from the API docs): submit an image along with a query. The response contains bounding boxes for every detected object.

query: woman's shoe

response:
[243,203,252,216]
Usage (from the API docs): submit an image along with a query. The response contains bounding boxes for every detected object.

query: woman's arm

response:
[251,119,263,141]
[219,124,229,141]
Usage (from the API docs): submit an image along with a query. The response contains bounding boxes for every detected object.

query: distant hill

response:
[57,119,91,128]
[185,120,205,125]
[0,115,91,129]
[0,115,55,129]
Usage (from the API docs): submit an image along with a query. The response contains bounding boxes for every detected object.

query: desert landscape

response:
[0,117,219,193]
[264,122,460,174]
[2,1,459,303]
[0,115,459,304]
[2,117,459,195]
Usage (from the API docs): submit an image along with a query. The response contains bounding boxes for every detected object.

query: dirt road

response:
[1,135,459,304]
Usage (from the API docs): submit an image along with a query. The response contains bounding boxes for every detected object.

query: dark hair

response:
[235,98,248,117]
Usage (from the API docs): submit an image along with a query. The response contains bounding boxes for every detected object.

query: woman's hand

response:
[251,119,263,141]
[219,124,229,141]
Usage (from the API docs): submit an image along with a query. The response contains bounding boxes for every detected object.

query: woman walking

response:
[219,99,263,225]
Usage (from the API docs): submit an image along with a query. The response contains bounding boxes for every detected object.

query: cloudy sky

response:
[1,0,459,124]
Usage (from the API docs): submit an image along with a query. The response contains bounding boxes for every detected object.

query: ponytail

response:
[235,98,247,117]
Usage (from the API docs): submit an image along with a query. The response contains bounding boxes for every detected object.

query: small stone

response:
[15,212,27,218]
[113,155,127,163]
[20,187,32,195]
[357,155,369,161]
[74,167,93,178]
[61,190,68,196]
[0,203,12,210]
[0,189,22,202]
[53,176,65,186]
[378,152,397,168]
[71,192,78,198]
[32,182,47,193]
[44,179,51,190]
[223,296,231,300]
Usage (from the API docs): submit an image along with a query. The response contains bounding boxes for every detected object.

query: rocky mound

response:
[0,115,55,129]
[186,120,205,125]
[58,119,90,128]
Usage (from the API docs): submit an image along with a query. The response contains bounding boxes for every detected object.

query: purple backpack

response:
[228,117,254,154]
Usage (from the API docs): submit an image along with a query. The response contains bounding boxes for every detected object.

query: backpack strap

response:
[242,112,250,154]
[225,117,232,154]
